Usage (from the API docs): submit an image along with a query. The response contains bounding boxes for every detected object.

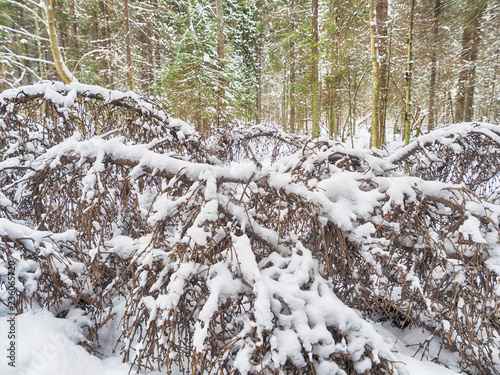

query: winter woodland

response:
[1,1,500,375]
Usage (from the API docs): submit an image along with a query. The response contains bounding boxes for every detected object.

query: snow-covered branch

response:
[1,83,500,374]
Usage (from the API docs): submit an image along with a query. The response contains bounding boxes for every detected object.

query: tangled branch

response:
[1,83,500,374]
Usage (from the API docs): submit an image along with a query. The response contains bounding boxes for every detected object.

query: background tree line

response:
[1,0,499,146]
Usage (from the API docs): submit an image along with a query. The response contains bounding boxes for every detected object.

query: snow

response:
[0,81,170,123]
[0,310,144,375]
[373,323,462,375]
[0,309,461,375]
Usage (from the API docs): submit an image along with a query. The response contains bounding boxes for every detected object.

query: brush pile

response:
[1,82,500,374]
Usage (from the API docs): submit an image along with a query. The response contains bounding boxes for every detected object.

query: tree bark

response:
[35,13,44,79]
[376,0,389,146]
[488,68,496,122]
[215,0,225,126]
[427,0,441,131]
[255,0,264,124]
[311,0,320,138]
[289,0,296,134]
[137,4,153,95]
[282,75,287,131]
[69,0,78,53]
[45,0,75,83]
[124,0,134,90]
[368,0,380,148]
[103,1,114,88]
[404,0,415,145]
[455,0,487,122]
[290,44,296,134]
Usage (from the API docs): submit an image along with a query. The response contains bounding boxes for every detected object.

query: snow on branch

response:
[389,122,500,197]
[1,83,500,374]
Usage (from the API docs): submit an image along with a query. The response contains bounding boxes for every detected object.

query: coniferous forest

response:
[1,0,499,142]
[1,1,500,375]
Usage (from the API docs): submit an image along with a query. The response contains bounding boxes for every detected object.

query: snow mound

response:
[0,310,135,375]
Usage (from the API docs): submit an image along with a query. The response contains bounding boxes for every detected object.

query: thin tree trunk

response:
[289,0,296,134]
[70,1,77,41]
[216,0,224,61]
[404,0,415,145]
[215,0,225,126]
[137,5,153,94]
[90,8,98,42]
[328,76,336,138]
[369,0,380,148]
[448,90,455,123]
[45,0,75,83]
[463,9,482,122]
[311,0,320,138]
[35,14,44,79]
[455,0,487,122]
[427,0,441,131]
[124,0,133,90]
[255,41,263,123]
[103,1,114,88]
[1,63,5,91]
[376,0,389,146]
[488,68,497,122]
[282,75,287,131]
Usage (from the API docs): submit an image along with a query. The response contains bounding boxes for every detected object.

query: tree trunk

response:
[69,0,78,54]
[282,76,287,131]
[137,4,153,95]
[289,47,296,134]
[328,76,336,138]
[45,0,75,83]
[311,0,320,138]
[368,0,380,148]
[255,0,264,124]
[103,1,114,88]
[455,0,487,122]
[376,0,389,146]
[35,14,44,79]
[488,68,497,122]
[1,63,5,91]
[215,0,224,62]
[404,0,415,145]
[289,0,296,134]
[124,0,134,90]
[427,0,441,131]
[463,12,482,122]
[215,0,225,126]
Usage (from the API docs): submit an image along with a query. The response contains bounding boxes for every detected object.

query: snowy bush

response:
[1,82,500,374]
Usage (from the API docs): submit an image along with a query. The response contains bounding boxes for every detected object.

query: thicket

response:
[1,82,500,374]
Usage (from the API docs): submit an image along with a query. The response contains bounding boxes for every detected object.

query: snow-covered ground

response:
[0,310,460,375]
[0,309,166,375]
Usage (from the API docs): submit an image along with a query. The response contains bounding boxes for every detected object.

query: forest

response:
[1,1,500,375]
